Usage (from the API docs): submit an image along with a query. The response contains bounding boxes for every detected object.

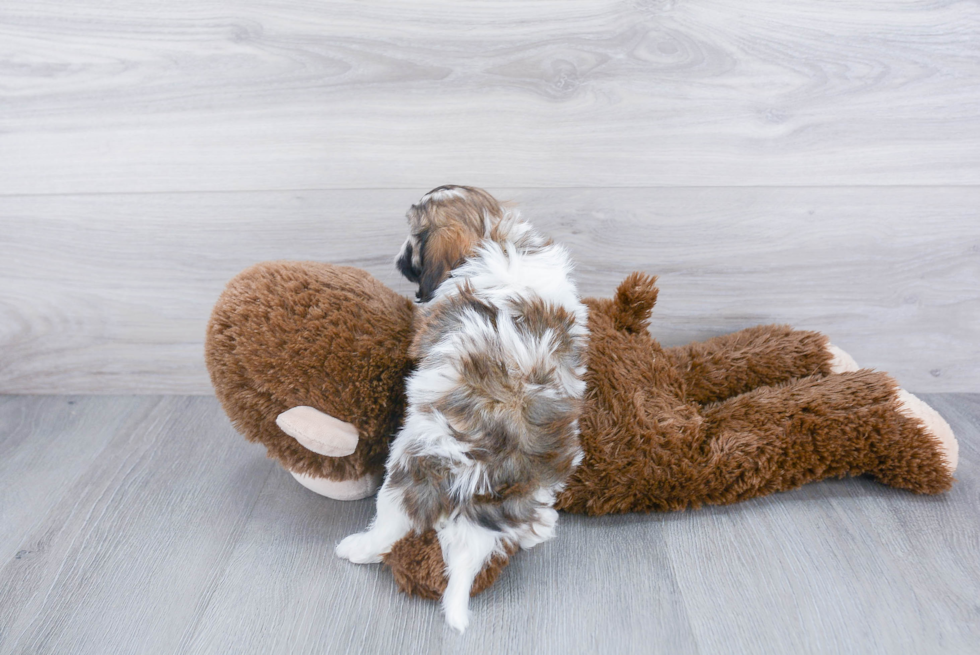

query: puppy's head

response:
[396,185,503,302]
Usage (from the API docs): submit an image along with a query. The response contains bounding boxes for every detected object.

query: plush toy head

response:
[206,261,417,483]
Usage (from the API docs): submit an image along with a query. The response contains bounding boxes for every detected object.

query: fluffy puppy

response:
[336,186,589,632]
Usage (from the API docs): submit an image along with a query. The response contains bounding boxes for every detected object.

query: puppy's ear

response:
[417,237,450,302]
[418,266,448,303]
[416,227,470,303]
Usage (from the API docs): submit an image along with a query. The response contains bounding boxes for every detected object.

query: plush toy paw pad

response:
[826,343,860,373]
[896,389,959,474]
[336,532,385,564]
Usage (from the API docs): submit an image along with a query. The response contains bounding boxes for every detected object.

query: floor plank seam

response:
[173,462,279,655]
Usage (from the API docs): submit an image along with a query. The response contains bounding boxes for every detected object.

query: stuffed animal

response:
[205,261,958,599]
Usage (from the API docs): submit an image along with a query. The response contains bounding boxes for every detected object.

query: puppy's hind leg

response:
[438,517,501,634]
[336,480,413,564]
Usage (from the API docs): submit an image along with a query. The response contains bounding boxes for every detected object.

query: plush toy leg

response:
[694,370,958,505]
[561,369,957,516]
[665,325,836,405]
[895,389,958,473]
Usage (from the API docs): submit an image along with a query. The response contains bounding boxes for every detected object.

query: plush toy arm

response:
[664,325,835,405]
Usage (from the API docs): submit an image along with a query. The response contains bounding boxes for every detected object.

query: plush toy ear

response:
[611,272,659,333]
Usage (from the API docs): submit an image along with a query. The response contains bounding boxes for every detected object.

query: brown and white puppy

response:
[336,186,588,632]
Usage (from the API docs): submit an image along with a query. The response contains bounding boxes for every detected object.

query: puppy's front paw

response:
[335,532,384,564]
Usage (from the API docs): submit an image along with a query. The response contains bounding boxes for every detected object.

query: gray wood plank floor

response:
[0,393,977,655]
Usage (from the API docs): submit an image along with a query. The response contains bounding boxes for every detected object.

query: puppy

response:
[336,186,588,632]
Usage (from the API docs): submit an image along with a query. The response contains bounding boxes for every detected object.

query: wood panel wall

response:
[1,1,978,393]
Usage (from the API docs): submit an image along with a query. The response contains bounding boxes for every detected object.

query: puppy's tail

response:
[611,272,659,333]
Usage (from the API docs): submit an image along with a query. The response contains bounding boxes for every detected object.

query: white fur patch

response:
[335,481,413,563]
[437,516,502,633]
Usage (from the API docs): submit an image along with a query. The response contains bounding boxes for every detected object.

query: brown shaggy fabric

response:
[205,261,416,481]
[205,263,955,601]
[556,278,950,514]
[666,324,834,405]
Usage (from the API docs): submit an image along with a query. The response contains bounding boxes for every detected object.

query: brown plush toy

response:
[206,261,958,600]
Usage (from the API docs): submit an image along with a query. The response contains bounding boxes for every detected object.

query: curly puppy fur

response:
[336,186,588,632]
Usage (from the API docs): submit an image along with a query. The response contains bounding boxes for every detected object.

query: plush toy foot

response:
[896,389,959,474]
[383,530,517,600]
[289,469,382,501]
[276,406,359,457]
[826,343,860,373]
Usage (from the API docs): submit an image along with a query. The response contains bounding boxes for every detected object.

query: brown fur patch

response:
[410,283,498,360]
[387,451,452,528]
[400,292,585,534]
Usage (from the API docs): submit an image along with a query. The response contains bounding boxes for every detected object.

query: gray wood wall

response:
[1,1,978,394]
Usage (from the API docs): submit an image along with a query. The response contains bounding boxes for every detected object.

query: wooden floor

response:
[0,393,977,655]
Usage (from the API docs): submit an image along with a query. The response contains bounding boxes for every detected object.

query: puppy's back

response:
[404,230,588,534]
